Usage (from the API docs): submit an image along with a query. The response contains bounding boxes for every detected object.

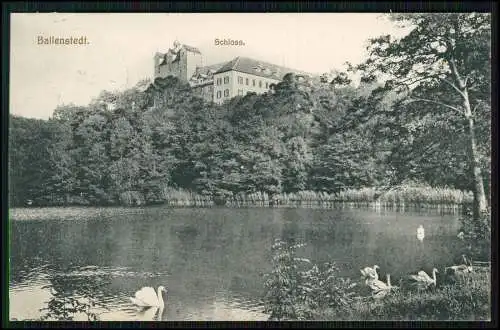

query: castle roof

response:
[215,56,311,80]
[189,62,230,87]
[196,62,228,76]
[161,43,202,57]
[181,44,201,54]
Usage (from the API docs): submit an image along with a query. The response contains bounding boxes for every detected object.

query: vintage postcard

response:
[8,12,492,322]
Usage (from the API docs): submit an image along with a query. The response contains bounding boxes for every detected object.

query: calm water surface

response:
[9,206,465,321]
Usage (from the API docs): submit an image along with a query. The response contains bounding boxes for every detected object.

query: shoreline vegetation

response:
[18,185,474,210]
[314,268,490,321]
[263,238,491,321]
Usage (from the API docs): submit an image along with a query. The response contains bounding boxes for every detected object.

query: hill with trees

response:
[9,14,490,223]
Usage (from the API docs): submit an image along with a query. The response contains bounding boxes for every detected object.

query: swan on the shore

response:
[367,274,395,299]
[130,286,167,308]
[360,265,380,280]
[409,268,438,288]
[445,255,473,276]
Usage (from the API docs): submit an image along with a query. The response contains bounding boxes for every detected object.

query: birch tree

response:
[353,13,491,219]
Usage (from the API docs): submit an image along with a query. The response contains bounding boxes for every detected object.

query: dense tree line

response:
[9,13,490,214]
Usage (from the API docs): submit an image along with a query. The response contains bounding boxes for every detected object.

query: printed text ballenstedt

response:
[37,36,89,45]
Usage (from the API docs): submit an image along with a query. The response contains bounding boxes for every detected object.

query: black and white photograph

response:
[7,11,492,322]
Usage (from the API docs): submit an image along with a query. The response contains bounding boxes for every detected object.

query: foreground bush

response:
[263,239,358,320]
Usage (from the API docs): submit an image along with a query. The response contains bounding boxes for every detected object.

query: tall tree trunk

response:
[449,56,488,220]
[463,91,488,220]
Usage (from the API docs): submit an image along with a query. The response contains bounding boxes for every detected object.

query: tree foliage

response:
[347,13,491,216]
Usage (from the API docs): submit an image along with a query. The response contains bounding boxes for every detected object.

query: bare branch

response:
[468,83,479,91]
[406,97,464,115]
[439,77,466,98]
[472,101,485,117]
[398,74,438,87]
[472,103,479,116]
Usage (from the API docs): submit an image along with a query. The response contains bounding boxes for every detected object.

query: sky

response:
[10,13,410,119]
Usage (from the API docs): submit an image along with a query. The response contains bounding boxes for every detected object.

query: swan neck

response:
[157,287,165,307]
[157,304,164,321]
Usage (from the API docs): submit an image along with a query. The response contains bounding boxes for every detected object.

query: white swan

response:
[417,225,425,242]
[445,255,473,275]
[409,268,438,288]
[360,265,380,280]
[368,274,395,299]
[138,305,163,321]
[130,286,167,308]
[366,274,389,291]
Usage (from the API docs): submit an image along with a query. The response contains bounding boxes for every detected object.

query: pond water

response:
[9,206,467,321]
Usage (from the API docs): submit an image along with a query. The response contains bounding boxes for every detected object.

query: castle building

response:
[154,41,310,104]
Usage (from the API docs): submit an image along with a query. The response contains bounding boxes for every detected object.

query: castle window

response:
[217,91,222,98]
[238,76,243,84]
[224,89,229,97]
[265,82,269,89]
[216,78,222,86]
[224,76,229,84]
[259,80,262,88]
[252,79,256,87]
[246,78,249,85]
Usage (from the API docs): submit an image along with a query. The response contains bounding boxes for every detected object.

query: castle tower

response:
[154,40,203,82]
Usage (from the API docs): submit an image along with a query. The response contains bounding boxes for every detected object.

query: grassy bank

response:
[317,269,490,321]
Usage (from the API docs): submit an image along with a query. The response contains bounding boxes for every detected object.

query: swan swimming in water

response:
[130,286,167,308]
[417,225,425,242]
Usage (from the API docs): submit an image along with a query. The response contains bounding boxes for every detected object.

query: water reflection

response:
[10,283,52,321]
[10,207,465,321]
